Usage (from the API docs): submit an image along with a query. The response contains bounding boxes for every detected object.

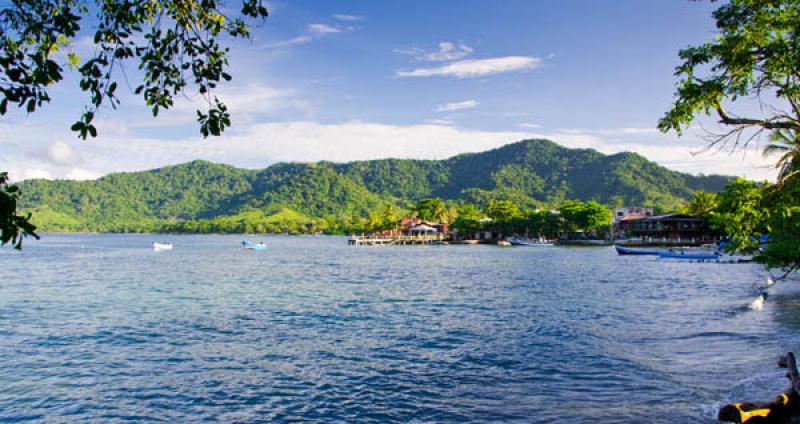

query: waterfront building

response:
[621,213,717,242]
[611,207,654,238]
[398,217,449,235]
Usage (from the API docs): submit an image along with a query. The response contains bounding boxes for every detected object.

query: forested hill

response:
[18,139,730,232]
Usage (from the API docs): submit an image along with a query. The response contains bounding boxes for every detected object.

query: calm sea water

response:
[1,234,799,423]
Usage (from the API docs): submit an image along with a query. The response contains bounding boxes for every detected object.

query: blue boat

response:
[614,245,660,256]
[242,241,267,251]
[657,249,718,261]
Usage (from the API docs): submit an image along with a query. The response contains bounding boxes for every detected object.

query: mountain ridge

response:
[18,138,730,232]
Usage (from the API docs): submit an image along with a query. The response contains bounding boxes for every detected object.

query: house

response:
[613,207,653,223]
[611,207,654,238]
[622,213,717,242]
[398,217,449,235]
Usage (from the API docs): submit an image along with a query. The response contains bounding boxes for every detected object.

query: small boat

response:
[509,237,554,247]
[497,240,512,247]
[242,241,267,251]
[658,248,719,261]
[153,242,173,251]
[614,245,660,256]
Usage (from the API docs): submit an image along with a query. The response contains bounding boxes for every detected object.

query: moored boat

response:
[614,245,660,255]
[497,240,512,247]
[242,241,267,251]
[153,242,173,251]
[509,237,554,247]
[657,248,718,261]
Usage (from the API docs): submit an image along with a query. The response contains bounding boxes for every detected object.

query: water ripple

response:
[0,235,793,422]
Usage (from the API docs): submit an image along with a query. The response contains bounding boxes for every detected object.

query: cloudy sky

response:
[0,1,780,181]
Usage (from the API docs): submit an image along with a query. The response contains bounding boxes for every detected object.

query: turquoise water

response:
[1,234,799,422]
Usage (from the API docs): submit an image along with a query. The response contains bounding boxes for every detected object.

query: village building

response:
[611,206,653,238]
[613,207,654,223]
[398,217,449,235]
[620,213,718,243]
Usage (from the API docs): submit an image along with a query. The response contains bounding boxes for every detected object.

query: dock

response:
[348,234,448,246]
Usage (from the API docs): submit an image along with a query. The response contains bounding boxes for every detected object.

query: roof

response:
[619,215,647,222]
[410,224,438,232]
[645,213,704,220]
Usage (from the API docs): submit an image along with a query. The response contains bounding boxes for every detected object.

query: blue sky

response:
[0,0,779,181]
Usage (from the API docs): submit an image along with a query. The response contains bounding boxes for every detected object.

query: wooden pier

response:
[348,234,448,246]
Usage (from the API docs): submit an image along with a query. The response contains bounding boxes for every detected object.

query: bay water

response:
[1,234,799,422]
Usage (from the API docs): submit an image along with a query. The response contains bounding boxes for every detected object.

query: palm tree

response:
[381,204,399,230]
[684,190,718,217]
[414,198,447,222]
[763,130,800,188]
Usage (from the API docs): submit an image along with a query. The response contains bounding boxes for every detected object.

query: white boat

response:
[509,237,554,247]
[497,240,512,247]
[153,242,173,251]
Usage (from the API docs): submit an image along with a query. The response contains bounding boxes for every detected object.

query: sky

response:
[0,0,781,181]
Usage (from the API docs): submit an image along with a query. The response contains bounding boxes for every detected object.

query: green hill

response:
[17,139,730,233]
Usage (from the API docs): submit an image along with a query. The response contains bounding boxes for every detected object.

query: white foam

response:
[749,294,766,311]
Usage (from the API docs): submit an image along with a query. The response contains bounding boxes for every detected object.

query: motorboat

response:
[509,237,554,246]
[658,248,719,261]
[242,241,267,251]
[153,242,173,251]
[497,240,512,247]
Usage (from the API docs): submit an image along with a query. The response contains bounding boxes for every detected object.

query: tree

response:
[525,209,561,239]
[413,198,447,222]
[452,204,482,234]
[763,130,800,187]
[558,200,609,233]
[658,0,800,166]
[486,199,521,223]
[710,178,768,254]
[1,0,268,138]
[683,190,718,217]
[659,0,800,272]
[0,0,268,247]
[381,204,400,230]
[0,173,38,248]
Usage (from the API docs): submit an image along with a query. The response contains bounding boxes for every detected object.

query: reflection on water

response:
[1,234,798,422]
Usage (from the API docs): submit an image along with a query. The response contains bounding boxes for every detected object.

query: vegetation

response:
[15,139,729,235]
[0,173,38,248]
[558,200,609,233]
[412,198,448,222]
[660,0,800,274]
[1,0,268,139]
[447,199,609,240]
[0,0,269,247]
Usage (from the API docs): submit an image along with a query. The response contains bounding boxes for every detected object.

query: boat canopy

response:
[410,224,438,233]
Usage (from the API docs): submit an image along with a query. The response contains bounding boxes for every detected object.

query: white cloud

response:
[396,56,543,78]
[424,119,455,126]
[264,22,351,49]
[519,126,777,180]
[263,35,313,49]
[11,168,52,181]
[519,123,542,129]
[436,100,478,112]
[397,42,474,62]
[307,23,342,34]
[3,119,777,182]
[333,14,364,21]
[129,83,313,128]
[65,167,103,180]
[32,141,84,167]
[558,127,660,136]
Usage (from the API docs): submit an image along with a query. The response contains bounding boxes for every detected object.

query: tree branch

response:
[715,105,800,131]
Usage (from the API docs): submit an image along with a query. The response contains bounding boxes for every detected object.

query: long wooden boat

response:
[614,245,660,255]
